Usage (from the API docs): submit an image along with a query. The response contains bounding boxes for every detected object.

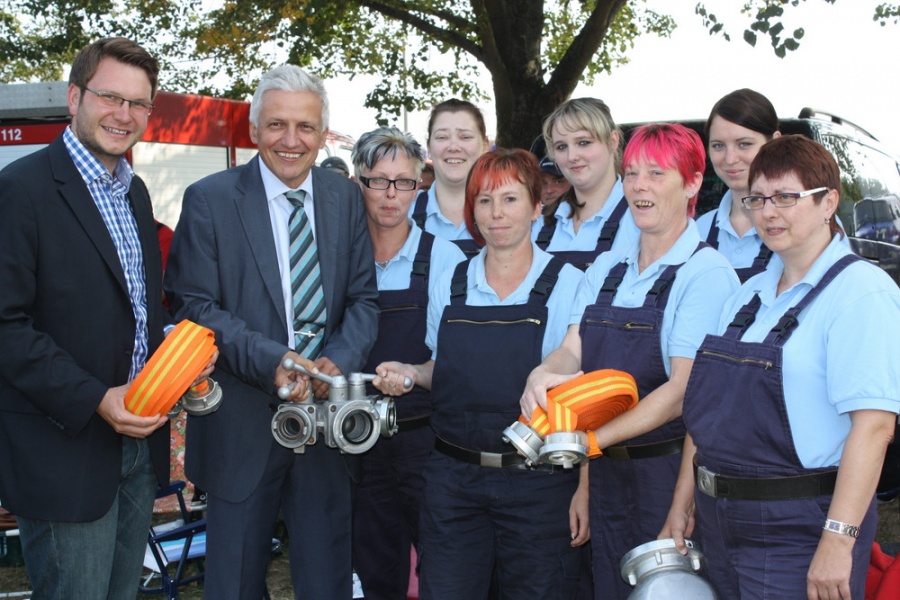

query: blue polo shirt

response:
[571,220,740,375]
[718,235,900,468]
[375,222,466,297]
[409,186,475,243]
[535,178,640,255]
[695,190,766,270]
[426,243,584,359]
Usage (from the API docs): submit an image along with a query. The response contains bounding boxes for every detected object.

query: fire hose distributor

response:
[272,358,405,454]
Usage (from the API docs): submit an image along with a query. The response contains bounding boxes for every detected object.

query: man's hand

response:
[312,356,342,398]
[97,383,167,438]
[275,351,317,402]
[189,349,219,389]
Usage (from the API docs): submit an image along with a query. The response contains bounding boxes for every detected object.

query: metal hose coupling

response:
[273,358,400,454]
[503,369,639,469]
[620,538,717,599]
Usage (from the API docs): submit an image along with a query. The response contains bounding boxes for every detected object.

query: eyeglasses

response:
[741,187,829,210]
[83,87,155,116]
[358,175,417,191]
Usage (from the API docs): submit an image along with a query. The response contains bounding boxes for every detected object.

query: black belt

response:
[604,437,685,460]
[435,437,527,469]
[694,461,838,501]
[397,414,431,433]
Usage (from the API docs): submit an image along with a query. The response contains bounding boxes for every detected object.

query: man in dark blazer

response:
[0,38,200,598]
[165,65,379,599]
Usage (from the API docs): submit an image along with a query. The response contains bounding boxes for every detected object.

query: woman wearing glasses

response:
[521,124,739,599]
[663,135,900,599]
[533,98,640,271]
[410,99,490,258]
[695,89,781,282]
[350,127,465,600]
[375,149,589,599]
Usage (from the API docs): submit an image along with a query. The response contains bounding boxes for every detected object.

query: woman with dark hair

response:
[410,99,490,257]
[695,88,781,282]
[664,135,900,599]
[533,98,640,271]
[521,124,739,599]
[376,148,589,599]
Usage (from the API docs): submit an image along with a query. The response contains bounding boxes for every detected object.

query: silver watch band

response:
[822,518,860,539]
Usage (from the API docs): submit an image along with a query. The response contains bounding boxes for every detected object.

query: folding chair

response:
[139,481,206,599]
[139,481,282,599]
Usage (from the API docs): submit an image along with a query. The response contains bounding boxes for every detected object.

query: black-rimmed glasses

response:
[359,175,418,191]
[83,87,155,116]
[741,187,828,210]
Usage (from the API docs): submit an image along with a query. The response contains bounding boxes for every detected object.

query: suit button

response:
[124,348,134,356]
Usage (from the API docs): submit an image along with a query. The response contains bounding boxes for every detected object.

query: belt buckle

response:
[696,465,718,498]
[480,452,504,468]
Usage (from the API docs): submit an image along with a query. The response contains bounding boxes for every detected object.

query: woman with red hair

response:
[374,148,588,599]
[521,123,739,599]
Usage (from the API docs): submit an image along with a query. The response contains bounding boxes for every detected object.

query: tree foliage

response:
[1,0,678,147]
[0,1,893,147]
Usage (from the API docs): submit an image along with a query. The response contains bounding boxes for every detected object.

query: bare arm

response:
[569,463,591,547]
[807,409,896,600]
[659,434,698,553]
[519,324,584,419]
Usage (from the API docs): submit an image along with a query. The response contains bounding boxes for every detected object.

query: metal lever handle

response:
[354,373,413,389]
[277,358,412,399]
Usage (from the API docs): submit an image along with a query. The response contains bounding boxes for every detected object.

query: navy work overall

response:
[535,196,628,271]
[419,258,581,600]
[412,191,480,258]
[704,217,772,283]
[684,254,877,599]
[353,232,436,600]
[579,257,692,600]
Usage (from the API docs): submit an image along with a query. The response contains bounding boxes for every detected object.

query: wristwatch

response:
[823,518,860,539]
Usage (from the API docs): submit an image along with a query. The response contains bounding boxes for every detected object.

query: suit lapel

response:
[235,157,288,324]
[49,138,130,296]
[311,168,338,312]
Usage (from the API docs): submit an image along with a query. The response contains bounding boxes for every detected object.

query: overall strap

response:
[723,294,762,340]
[594,196,629,253]
[704,216,720,249]
[527,258,565,307]
[642,242,711,309]
[535,221,555,250]
[764,254,861,347]
[750,243,774,272]
[409,230,435,291]
[448,258,471,306]
[411,189,428,230]
[595,261,629,305]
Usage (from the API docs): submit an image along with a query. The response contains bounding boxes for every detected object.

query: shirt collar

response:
[63,126,134,189]
[257,156,314,203]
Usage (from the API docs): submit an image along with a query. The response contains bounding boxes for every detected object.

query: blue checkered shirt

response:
[64,127,149,380]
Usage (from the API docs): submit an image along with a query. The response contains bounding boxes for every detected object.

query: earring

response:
[825,216,831,224]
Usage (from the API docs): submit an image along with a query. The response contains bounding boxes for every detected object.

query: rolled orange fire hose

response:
[521,369,639,436]
[125,320,217,416]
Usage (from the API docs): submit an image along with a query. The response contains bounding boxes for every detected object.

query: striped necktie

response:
[286,190,327,359]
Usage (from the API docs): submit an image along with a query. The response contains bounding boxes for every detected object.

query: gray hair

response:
[351,127,425,178]
[249,65,330,130]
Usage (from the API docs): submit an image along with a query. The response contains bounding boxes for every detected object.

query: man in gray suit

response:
[165,65,379,599]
